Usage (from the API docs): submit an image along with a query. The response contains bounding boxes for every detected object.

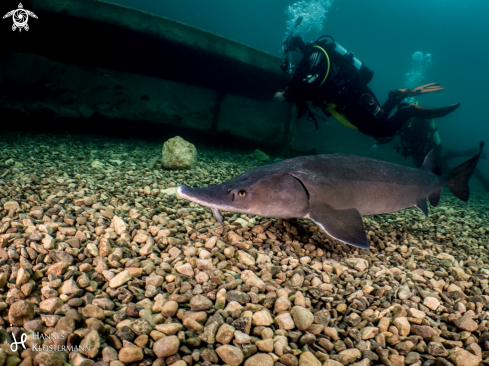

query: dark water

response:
[112,0,489,182]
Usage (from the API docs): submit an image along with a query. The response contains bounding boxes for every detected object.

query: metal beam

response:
[2,0,290,101]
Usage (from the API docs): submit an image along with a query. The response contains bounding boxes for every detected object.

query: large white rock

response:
[161,136,197,170]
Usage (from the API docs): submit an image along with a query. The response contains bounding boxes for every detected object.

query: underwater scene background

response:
[1,0,489,365]
[113,0,489,183]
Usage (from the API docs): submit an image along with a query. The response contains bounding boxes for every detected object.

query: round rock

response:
[280,354,299,366]
[153,335,180,358]
[338,349,362,365]
[161,136,197,170]
[291,306,314,331]
[8,300,35,326]
[119,341,144,363]
[216,345,244,366]
[190,295,213,311]
[245,353,273,366]
[161,301,179,317]
[298,351,321,366]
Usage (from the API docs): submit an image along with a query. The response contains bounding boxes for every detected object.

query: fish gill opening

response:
[288,174,310,200]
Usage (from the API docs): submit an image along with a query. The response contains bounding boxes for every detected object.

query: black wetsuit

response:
[283,42,412,140]
[396,118,439,167]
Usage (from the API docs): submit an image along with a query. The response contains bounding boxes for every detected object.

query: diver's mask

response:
[281,37,304,75]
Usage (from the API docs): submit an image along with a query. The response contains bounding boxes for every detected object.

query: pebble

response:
[453,315,478,332]
[336,303,347,313]
[252,309,274,326]
[423,297,441,311]
[410,325,439,340]
[275,312,295,330]
[109,270,132,288]
[428,342,448,357]
[275,296,292,313]
[176,263,194,276]
[8,300,34,326]
[238,250,255,266]
[360,326,378,340]
[216,324,235,344]
[290,306,314,331]
[80,330,101,358]
[256,338,274,352]
[118,341,144,363]
[190,295,213,311]
[245,354,274,366]
[448,348,481,366]
[153,335,180,357]
[161,301,179,317]
[281,354,299,366]
[338,348,362,365]
[234,330,251,344]
[1,132,488,366]
[216,345,244,366]
[393,317,410,336]
[299,351,321,366]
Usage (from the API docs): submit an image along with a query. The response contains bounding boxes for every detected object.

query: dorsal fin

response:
[421,149,441,175]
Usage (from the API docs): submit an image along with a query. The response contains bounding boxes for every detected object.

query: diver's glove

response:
[274,91,287,103]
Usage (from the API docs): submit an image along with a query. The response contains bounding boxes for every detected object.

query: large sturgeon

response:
[177,143,484,249]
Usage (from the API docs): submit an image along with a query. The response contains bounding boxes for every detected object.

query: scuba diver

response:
[274,19,460,142]
[395,116,441,167]
[395,115,489,192]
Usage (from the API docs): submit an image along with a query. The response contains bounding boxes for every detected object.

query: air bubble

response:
[404,51,433,90]
[284,0,334,42]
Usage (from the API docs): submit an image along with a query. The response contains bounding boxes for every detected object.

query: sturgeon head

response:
[177,166,310,225]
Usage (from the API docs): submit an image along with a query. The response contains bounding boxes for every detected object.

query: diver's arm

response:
[282,50,326,103]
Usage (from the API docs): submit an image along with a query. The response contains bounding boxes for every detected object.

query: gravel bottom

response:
[1,131,489,366]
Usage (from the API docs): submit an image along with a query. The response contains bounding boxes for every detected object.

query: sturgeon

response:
[177,143,484,249]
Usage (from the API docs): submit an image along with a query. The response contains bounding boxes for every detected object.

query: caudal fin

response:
[446,141,485,202]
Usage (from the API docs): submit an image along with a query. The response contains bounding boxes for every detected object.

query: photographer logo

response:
[10,325,26,352]
[10,326,90,353]
[3,3,38,32]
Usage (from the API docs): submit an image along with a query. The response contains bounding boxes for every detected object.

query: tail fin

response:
[446,141,485,202]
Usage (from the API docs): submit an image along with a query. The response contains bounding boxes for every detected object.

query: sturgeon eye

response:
[238,190,247,198]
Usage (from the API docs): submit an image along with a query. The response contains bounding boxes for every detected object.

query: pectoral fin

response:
[308,204,370,249]
[428,188,442,207]
[415,198,428,217]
